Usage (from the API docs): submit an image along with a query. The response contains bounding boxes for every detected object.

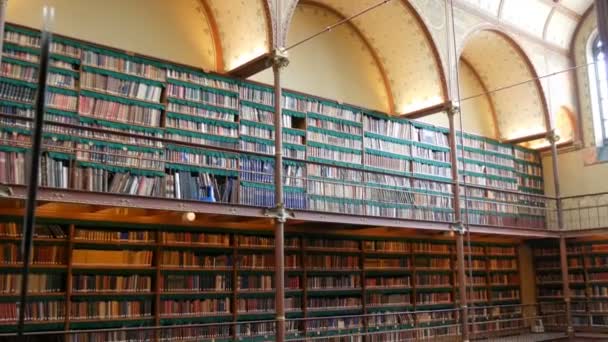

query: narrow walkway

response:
[477,332,567,341]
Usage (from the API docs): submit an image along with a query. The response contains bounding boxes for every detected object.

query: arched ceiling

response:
[204,0,272,72]
[458,59,498,138]
[286,0,447,115]
[460,30,548,140]
[278,4,391,112]
[459,0,593,49]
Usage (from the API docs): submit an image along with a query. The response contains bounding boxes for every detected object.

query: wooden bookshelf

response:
[0,219,525,341]
[0,22,549,232]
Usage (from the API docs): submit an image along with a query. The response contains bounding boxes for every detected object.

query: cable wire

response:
[284,0,392,51]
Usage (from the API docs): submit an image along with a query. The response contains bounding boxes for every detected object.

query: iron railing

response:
[0,303,569,342]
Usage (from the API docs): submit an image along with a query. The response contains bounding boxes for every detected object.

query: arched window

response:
[592,37,608,143]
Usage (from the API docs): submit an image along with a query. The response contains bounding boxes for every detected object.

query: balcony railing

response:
[0,304,569,341]
[561,193,608,231]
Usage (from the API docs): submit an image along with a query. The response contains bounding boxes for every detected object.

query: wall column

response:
[0,0,8,66]
[548,130,573,339]
[447,105,470,342]
[269,49,290,342]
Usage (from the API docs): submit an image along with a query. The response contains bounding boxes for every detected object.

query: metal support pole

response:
[447,106,469,342]
[17,6,53,338]
[271,49,290,342]
[548,130,573,339]
[0,0,8,66]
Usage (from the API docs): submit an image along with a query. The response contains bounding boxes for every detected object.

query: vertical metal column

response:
[548,131,573,339]
[0,0,8,66]
[271,50,290,342]
[17,6,53,338]
[447,106,469,342]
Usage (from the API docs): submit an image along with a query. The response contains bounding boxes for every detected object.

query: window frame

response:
[592,36,608,144]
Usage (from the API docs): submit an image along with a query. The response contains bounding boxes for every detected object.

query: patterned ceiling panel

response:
[298,0,447,114]
[459,0,501,16]
[205,0,270,71]
[461,30,547,140]
[500,0,552,37]
[559,0,594,14]
[545,12,579,48]
[455,0,593,50]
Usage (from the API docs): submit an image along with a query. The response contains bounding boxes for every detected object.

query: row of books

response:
[166,116,239,138]
[308,275,360,289]
[365,257,410,269]
[308,117,362,135]
[416,274,450,286]
[167,69,237,93]
[414,257,450,269]
[308,297,361,310]
[166,172,237,203]
[72,250,152,266]
[160,252,231,268]
[78,169,164,196]
[71,300,153,319]
[74,229,152,242]
[73,274,152,293]
[167,83,238,109]
[162,274,231,292]
[366,276,411,288]
[0,301,64,322]
[306,255,359,270]
[238,275,273,290]
[238,297,274,313]
[368,293,410,306]
[73,169,165,197]
[161,299,229,317]
[0,80,36,102]
[488,259,517,269]
[241,103,273,124]
[1,62,37,82]
[0,273,64,294]
[239,184,308,209]
[167,100,236,122]
[78,95,162,126]
[82,50,165,82]
[71,331,155,342]
[238,235,275,247]
[240,86,273,106]
[157,325,230,342]
[81,71,163,103]
[161,232,230,245]
[0,223,66,238]
[2,244,65,264]
[309,131,361,150]
[5,30,40,47]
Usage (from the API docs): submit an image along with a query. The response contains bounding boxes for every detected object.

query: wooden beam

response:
[227,53,272,79]
[398,101,452,120]
[501,132,547,144]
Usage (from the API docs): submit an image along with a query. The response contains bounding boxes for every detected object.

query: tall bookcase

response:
[0,22,547,231]
[533,239,608,332]
[0,219,524,341]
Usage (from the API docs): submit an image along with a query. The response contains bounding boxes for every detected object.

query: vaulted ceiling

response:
[460,30,549,140]
[458,0,593,50]
[290,0,448,115]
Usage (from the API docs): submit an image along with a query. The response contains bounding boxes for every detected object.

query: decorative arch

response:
[457,27,551,141]
[459,57,500,138]
[282,0,448,115]
[298,0,395,113]
[203,0,273,72]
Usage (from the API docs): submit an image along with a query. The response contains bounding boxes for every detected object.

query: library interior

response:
[1,0,608,341]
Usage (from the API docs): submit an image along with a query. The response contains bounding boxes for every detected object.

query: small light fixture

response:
[182,212,196,222]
